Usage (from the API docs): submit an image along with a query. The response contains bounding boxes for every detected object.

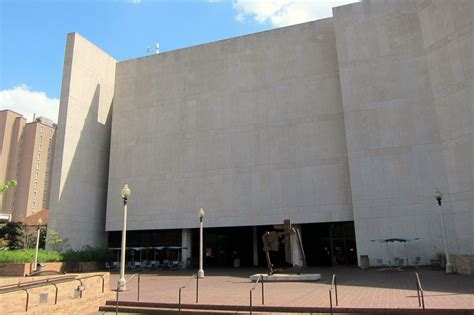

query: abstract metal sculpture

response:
[262,219,307,275]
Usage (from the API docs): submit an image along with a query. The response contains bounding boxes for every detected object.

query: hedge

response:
[0,247,113,263]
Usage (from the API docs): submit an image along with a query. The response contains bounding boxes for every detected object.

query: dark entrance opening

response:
[301,221,357,266]
[191,226,253,267]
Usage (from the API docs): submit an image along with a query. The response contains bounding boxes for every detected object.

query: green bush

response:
[62,246,113,262]
[0,249,62,263]
[0,247,113,263]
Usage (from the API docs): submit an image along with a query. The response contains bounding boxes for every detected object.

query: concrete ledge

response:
[249,273,321,281]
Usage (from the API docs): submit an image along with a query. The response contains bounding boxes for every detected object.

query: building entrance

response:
[301,221,357,266]
[191,226,254,267]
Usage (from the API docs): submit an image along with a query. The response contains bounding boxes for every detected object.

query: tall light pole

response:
[434,189,453,274]
[118,184,131,291]
[34,218,43,272]
[198,208,206,278]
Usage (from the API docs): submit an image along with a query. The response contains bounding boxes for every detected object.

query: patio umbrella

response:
[372,238,420,268]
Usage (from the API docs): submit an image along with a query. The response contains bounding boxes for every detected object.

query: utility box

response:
[360,255,370,269]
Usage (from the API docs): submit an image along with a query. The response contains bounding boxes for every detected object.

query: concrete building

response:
[49,0,473,268]
[0,110,56,221]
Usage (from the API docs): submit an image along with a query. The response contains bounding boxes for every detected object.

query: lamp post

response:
[34,218,43,272]
[118,184,131,291]
[198,208,206,278]
[434,189,453,274]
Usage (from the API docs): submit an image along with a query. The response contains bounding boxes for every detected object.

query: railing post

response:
[100,274,105,293]
[335,275,338,306]
[416,279,421,306]
[250,290,253,315]
[53,283,58,304]
[261,275,264,305]
[115,287,119,315]
[179,287,182,315]
[137,274,140,301]
[329,289,333,315]
[24,289,29,312]
[196,273,199,303]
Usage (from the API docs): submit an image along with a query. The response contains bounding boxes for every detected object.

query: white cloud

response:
[233,0,359,27]
[131,0,141,4]
[0,84,59,123]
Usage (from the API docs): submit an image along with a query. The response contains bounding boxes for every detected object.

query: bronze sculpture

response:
[262,219,307,275]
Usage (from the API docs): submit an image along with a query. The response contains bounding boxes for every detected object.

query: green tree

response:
[46,229,70,252]
[0,179,17,194]
[0,221,31,249]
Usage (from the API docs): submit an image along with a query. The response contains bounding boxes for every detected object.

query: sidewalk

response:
[109,266,474,311]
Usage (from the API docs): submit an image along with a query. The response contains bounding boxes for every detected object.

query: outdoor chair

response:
[170,260,180,270]
[412,256,421,268]
[394,257,403,266]
[144,260,152,270]
[134,262,142,270]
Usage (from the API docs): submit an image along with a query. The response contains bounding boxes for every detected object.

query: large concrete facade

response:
[106,17,353,232]
[51,0,472,265]
[333,0,473,262]
[48,33,116,248]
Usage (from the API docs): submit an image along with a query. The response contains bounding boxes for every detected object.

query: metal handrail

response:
[115,273,141,315]
[0,275,76,290]
[0,287,30,311]
[329,274,338,315]
[0,273,106,311]
[415,272,425,309]
[178,274,198,315]
[77,274,106,293]
[249,274,265,315]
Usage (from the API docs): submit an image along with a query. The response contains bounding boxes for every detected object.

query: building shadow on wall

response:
[53,83,112,249]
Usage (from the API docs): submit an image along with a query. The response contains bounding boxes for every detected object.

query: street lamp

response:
[34,218,43,272]
[198,208,206,278]
[434,189,453,273]
[118,184,131,291]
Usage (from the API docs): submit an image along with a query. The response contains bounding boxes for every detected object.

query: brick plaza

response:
[109,266,474,313]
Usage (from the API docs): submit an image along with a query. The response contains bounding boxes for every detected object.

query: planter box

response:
[0,261,104,276]
[0,263,30,276]
[452,255,474,275]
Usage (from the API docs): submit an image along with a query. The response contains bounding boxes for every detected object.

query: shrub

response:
[0,249,62,263]
[60,246,113,262]
[0,247,113,263]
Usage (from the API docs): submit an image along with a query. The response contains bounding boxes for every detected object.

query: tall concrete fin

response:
[49,33,117,249]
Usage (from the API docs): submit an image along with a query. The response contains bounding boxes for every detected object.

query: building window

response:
[35,172,39,179]
[33,191,36,198]
[36,163,40,170]
[34,181,38,188]
[37,153,41,161]
[40,135,43,143]
[40,126,43,133]
[32,200,36,209]
[38,145,42,152]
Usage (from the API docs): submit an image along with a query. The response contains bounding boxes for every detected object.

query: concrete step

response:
[102,300,474,314]
[99,305,265,314]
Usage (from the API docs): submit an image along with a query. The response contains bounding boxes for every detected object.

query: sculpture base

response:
[249,273,321,282]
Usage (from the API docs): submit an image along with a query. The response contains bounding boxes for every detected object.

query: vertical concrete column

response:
[252,226,259,266]
[181,229,191,267]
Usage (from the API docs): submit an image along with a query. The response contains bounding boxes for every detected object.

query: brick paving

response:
[108,266,474,312]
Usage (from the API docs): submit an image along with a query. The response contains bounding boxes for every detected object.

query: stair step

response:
[99,305,266,314]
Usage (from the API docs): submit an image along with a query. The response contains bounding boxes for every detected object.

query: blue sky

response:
[0,0,357,122]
